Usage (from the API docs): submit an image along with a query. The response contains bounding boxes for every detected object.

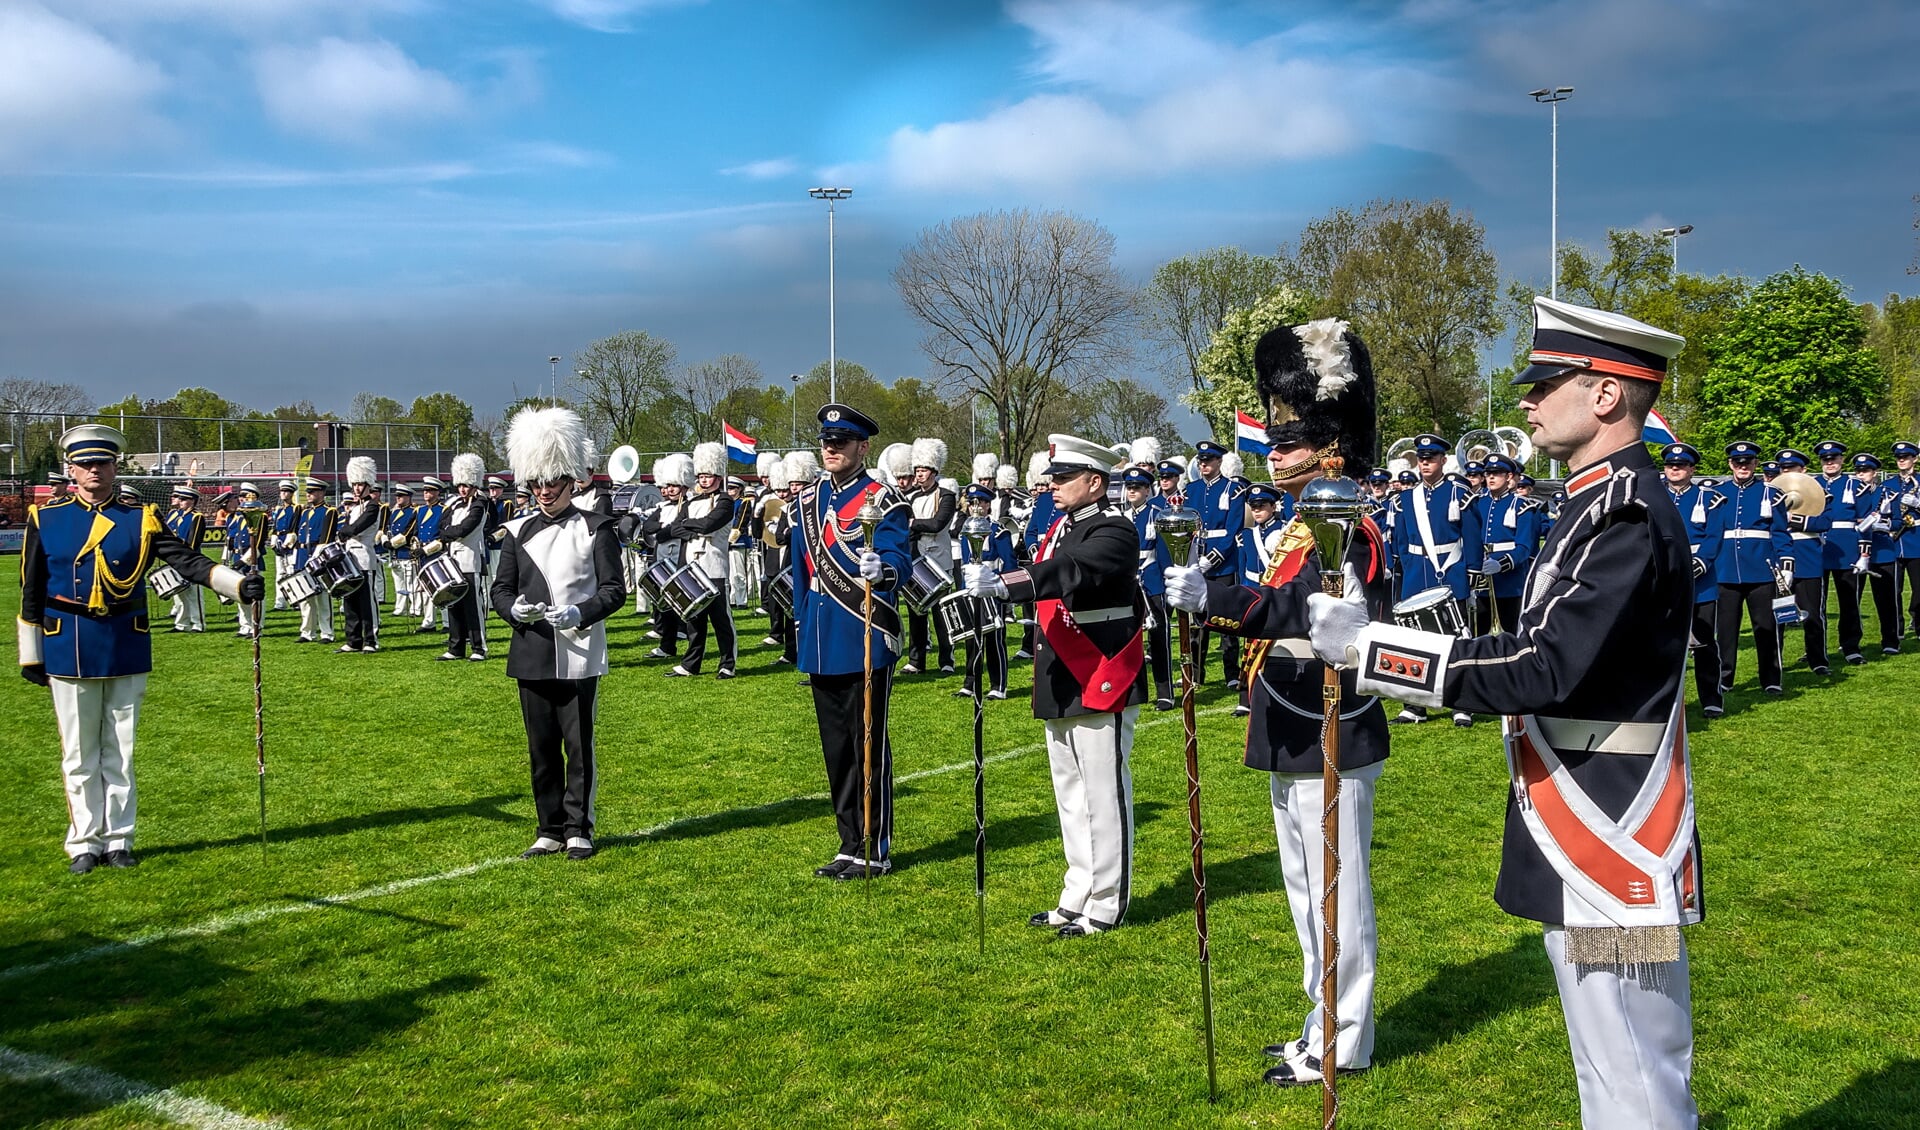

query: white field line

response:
[0,1043,288,1129]
[1,705,1231,984]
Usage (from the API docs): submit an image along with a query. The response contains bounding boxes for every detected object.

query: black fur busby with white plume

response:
[1253,316,1378,478]
[506,407,593,484]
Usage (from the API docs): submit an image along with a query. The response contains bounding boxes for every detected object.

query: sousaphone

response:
[607,444,642,486]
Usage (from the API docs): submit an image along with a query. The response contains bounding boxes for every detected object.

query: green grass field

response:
[3,557,1917,1128]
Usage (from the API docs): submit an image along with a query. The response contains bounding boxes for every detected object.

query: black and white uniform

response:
[1198,518,1392,1072]
[907,483,957,671]
[641,498,686,653]
[338,495,384,650]
[1351,442,1701,1129]
[1000,500,1149,932]
[670,489,737,673]
[491,504,625,852]
[441,491,489,658]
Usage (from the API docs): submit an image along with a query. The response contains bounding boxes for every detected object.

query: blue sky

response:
[1,0,1916,425]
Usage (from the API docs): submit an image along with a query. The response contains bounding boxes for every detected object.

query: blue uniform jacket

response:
[270,502,299,552]
[958,522,1017,571]
[1887,473,1920,559]
[295,504,337,569]
[385,504,418,560]
[226,507,262,571]
[1667,484,1727,602]
[1191,474,1244,576]
[791,471,913,676]
[1860,482,1898,565]
[1389,478,1480,600]
[413,502,445,552]
[1234,517,1289,586]
[1818,472,1866,571]
[1131,499,1169,597]
[1022,489,1057,557]
[1713,478,1791,584]
[164,506,204,551]
[1475,492,1542,599]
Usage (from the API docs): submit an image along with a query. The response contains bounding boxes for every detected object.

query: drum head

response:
[1393,586,1456,616]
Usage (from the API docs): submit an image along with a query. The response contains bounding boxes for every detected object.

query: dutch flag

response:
[1235,410,1270,458]
[723,421,756,466]
[1642,409,1677,446]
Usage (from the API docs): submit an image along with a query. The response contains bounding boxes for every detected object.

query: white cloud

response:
[253,37,466,142]
[878,1,1454,192]
[538,0,702,34]
[0,3,167,166]
[720,157,798,179]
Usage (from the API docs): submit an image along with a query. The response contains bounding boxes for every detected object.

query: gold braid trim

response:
[1240,517,1319,674]
[85,504,158,613]
[1264,440,1340,483]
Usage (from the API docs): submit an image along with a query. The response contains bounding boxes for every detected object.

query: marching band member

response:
[485,475,512,594]
[991,462,1022,528]
[954,483,1015,700]
[337,457,385,654]
[775,451,819,669]
[1775,448,1832,674]
[1852,452,1901,655]
[414,478,447,632]
[1890,440,1920,636]
[492,407,626,863]
[1013,453,1054,661]
[163,486,206,632]
[793,404,911,880]
[1715,445,1792,694]
[1229,482,1294,717]
[1165,316,1391,1088]
[1121,465,1176,710]
[1309,297,1702,1129]
[641,453,693,661]
[727,475,755,609]
[226,484,265,640]
[385,484,419,616]
[1385,434,1480,725]
[46,470,72,500]
[759,458,791,647]
[294,477,337,643]
[972,451,1000,492]
[269,479,300,611]
[18,425,263,873]
[967,433,1146,936]
[905,438,957,675]
[1661,444,1728,716]
[1189,439,1245,688]
[433,455,490,661]
[662,443,738,678]
[1476,453,1544,636]
[1813,440,1869,664]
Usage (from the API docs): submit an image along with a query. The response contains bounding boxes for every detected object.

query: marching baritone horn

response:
[607,444,642,486]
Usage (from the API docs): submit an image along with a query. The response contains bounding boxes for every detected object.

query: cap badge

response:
[827,409,841,422]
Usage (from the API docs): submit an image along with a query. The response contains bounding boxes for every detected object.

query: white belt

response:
[1488,541,1518,552]
[1831,521,1855,530]
[1067,605,1132,624]
[1790,532,1818,541]
[1206,528,1228,538]
[1534,717,1666,756]
[1265,639,1315,661]
[1405,540,1462,557]
[1725,529,1771,540]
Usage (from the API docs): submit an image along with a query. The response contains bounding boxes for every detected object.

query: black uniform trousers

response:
[519,677,597,843]
[1792,575,1829,668]
[681,595,736,674]
[446,571,483,656]
[1144,592,1174,702]
[1826,568,1864,658]
[811,667,894,862]
[1901,557,1920,636]
[652,606,684,654]
[1865,561,1901,650]
[1717,581,1784,690]
[343,579,377,649]
[907,607,954,670]
[1690,599,1722,711]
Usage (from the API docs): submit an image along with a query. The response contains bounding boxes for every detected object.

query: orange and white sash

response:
[1503,694,1701,932]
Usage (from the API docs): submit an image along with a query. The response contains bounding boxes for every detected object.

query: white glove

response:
[544,604,582,629]
[1163,565,1208,613]
[1903,492,1919,509]
[1306,565,1369,667]
[964,562,1008,599]
[423,539,443,556]
[1480,555,1506,576]
[858,550,884,583]
[510,595,547,624]
[1854,556,1871,576]
[389,534,407,549]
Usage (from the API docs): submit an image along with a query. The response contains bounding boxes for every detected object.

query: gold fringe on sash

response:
[1563,924,1682,967]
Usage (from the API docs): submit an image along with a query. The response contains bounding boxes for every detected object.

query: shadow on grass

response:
[139,793,524,859]
[890,801,1169,873]
[602,793,825,850]
[1125,848,1283,929]
[1770,1059,1920,1130]
[1373,935,1554,1066]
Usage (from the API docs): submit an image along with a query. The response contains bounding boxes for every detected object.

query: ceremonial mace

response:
[856,498,884,895]
[1155,506,1216,1103]
[961,511,994,953]
[246,509,269,860]
[1295,460,1367,1130]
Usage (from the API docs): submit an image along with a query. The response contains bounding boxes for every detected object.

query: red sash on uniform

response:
[1033,515,1144,712]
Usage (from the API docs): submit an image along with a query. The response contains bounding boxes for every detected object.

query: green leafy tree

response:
[1864,293,1920,438]
[1139,248,1285,393]
[1697,268,1885,458]
[1067,378,1182,449]
[409,392,480,455]
[571,331,679,454]
[1182,286,1316,442]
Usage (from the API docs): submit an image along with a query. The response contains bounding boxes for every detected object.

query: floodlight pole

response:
[809,187,853,403]
[1658,225,1694,279]
[1530,85,1574,479]
[790,373,801,448]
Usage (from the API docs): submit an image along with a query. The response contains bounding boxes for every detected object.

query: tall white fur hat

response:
[995,464,1018,489]
[939,476,959,495]
[1129,436,1162,467]
[767,459,793,492]
[972,451,1000,480]
[911,437,948,472]
[1026,451,1051,488]
[693,441,727,478]
[785,450,820,483]
[879,442,914,480]
[1222,452,1245,479]
[654,453,695,489]
[451,452,485,488]
[755,452,780,481]
[346,455,377,486]
[506,407,593,484]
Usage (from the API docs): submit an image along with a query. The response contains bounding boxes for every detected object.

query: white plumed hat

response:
[972,451,1000,480]
[451,452,485,488]
[506,407,593,484]
[1221,452,1245,479]
[693,441,727,478]
[879,442,914,480]
[911,437,948,472]
[1026,451,1051,488]
[1129,436,1162,466]
[346,455,377,486]
[785,450,820,483]
[767,459,792,492]
[939,476,959,495]
[654,453,694,489]
[995,464,1018,489]
[755,452,780,481]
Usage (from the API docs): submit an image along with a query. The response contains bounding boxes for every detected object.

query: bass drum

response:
[1392,586,1468,638]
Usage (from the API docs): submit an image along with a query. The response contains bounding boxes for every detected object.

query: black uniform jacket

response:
[1001,501,1149,720]
[1201,517,1392,774]
[489,506,625,682]
[1443,441,1698,924]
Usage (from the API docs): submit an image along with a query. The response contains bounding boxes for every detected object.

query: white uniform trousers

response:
[1544,926,1698,1130]
[170,586,204,631]
[1044,706,1137,930]
[51,674,147,858]
[300,590,334,640]
[728,545,752,606]
[420,576,441,629]
[270,551,293,610]
[236,597,258,636]
[391,559,414,615]
[1271,761,1383,1070]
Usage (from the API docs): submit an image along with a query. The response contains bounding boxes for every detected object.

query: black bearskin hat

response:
[1252,317,1378,479]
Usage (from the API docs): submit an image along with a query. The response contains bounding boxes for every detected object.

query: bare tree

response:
[677,353,764,445]
[570,331,678,453]
[895,209,1134,461]
[1067,378,1182,447]
[0,376,91,475]
[1139,248,1284,393]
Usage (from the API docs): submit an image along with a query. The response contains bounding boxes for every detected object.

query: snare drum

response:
[416,555,470,608]
[934,590,1000,645]
[639,560,677,604]
[765,570,795,618]
[148,563,187,600]
[276,569,323,607]
[663,565,719,620]
[308,542,367,596]
[1392,586,1469,638]
[901,557,954,612]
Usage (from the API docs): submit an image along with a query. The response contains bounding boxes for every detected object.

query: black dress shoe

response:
[1028,910,1063,928]
[1264,1038,1307,1060]
[715,668,736,680]
[520,841,563,859]
[813,858,851,878]
[103,849,137,868]
[69,852,101,875]
[1056,923,1094,938]
[1154,698,1176,711]
[1812,665,1830,675]
[565,844,596,861]
[831,859,890,880]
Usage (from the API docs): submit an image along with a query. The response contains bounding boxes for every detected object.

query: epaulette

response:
[1703,490,1728,510]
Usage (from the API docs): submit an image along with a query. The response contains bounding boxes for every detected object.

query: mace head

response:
[1155,506,1202,566]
